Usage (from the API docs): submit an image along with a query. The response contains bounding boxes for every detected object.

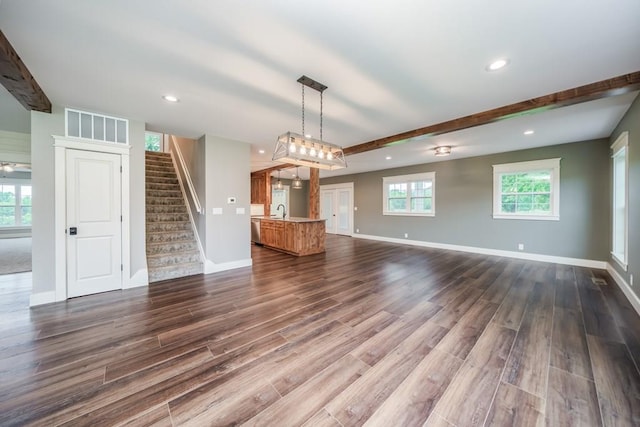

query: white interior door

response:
[336,188,352,235]
[320,184,353,236]
[66,149,122,298]
[321,190,336,233]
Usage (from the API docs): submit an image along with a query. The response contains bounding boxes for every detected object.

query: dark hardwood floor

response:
[1,236,639,426]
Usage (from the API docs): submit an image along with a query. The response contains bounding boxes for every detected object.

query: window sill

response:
[611,252,628,271]
[492,214,559,221]
[383,212,435,217]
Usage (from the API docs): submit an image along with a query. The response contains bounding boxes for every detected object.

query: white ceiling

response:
[1,0,639,179]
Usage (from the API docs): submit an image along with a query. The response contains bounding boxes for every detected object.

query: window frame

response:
[611,131,628,270]
[492,158,561,221]
[0,179,32,228]
[382,172,435,217]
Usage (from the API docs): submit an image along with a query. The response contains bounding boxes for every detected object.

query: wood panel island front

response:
[257,217,325,256]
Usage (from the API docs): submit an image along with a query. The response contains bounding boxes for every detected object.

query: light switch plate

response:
[212,207,223,215]
[236,207,245,215]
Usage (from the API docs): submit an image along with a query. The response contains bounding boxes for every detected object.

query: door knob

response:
[69,227,77,235]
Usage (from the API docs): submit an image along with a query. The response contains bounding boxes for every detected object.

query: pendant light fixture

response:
[274,170,283,190]
[272,75,347,170]
[292,167,303,189]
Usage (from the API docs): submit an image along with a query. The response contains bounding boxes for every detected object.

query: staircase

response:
[145,151,203,282]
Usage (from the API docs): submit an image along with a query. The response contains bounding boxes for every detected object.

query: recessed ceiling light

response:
[258,149,265,154]
[524,130,534,135]
[486,58,509,71]
[385,156,392,160]
[162,95,179,102]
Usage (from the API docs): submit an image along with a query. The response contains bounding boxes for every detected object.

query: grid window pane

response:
[21,206,32,226]
[0,185,16,206]
[0,206,15,225]
[21,185,31,206]
[499,171,552,215]
[384,175,434,215]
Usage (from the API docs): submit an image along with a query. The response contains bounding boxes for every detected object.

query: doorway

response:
[54,136,130,301]
[320,183,353,235]
[65,149,122,297]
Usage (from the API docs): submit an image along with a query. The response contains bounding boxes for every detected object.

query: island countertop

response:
[257,217,325,256]
[252,216,326,223]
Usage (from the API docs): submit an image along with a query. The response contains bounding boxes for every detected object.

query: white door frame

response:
[53,135,131,302]
[320,182,354,236]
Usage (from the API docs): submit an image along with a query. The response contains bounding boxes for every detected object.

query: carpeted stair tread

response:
[145,151,203,283]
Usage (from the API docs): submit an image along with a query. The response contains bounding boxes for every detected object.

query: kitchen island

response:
[257,217,325,256]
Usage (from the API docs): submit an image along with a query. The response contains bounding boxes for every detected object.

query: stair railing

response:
[170,136,203,214]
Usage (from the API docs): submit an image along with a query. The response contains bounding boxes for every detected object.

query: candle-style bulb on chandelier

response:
[272,75,347,170]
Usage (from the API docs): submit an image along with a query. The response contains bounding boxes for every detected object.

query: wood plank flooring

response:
[1,236,640,426]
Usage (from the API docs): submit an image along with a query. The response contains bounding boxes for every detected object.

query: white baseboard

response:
[125,268,149,289]
[29,291,56,307]
[204,258,253,274]
[353,234,607,269]
[606,263,640,316]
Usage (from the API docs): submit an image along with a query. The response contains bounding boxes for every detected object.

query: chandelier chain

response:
[301,84,305,136]
[320,91,323,141]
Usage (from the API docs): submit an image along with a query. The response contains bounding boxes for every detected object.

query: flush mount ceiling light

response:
[385,156,392,160]
[486,58,509,71]
[272,75,347,170]
[292,166,303,189]
[162,95,179,102]
[434,146,452,156]
[524,129,535,135]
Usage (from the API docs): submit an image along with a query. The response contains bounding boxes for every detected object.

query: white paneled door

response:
[320,184,353,236]
[66,149,122,298]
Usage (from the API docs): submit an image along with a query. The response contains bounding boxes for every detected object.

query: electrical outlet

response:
[404,233,409,238]
[356,228,359,233]
[518,243,524,251]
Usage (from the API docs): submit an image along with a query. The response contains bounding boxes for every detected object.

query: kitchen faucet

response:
[276,204,286,219]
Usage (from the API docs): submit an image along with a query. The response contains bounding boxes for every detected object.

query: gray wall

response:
[322,138,610,261]
[171,136,203,234]
[31,106,64,294]
[128,120,147,278]
[610,94,640,300]
[174,135,251,265]
[30,105,147,294]
[270,177,309,218]
[204,135,251,263]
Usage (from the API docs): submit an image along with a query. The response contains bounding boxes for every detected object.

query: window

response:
[611,132,628,269]
[145,132,163,152]
[383,172,435,216]
[493,158,560,220]
[66,108,128,144]
[0,182,32,227]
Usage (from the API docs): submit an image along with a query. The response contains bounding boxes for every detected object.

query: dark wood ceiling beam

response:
[0,29,51,113]
[343,71,640,156]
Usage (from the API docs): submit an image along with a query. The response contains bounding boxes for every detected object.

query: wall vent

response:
[65,108,128,144]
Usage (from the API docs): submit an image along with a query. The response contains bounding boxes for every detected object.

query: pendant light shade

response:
[275,170,283,190]
[292,167,303,189]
